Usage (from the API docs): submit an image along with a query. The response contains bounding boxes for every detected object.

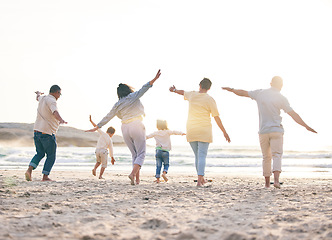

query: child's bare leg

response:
[162,171,168,182]
[128,164,140,185]
[99,167,106,179]
[92,162,101,176]
[154,178,161,183]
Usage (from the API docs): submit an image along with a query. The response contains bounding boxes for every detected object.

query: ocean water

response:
[1,145,332,177]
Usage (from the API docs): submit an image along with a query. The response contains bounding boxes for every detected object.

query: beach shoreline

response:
[1,169,332,240]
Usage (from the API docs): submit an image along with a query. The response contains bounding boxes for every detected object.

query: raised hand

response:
[150,69,161,85]
[35,91,44,95]
[169,85,176,92]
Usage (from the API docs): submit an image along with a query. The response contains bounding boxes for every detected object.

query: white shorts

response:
[95,148,108,168]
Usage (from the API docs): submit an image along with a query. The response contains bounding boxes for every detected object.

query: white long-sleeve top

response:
[96,128,114,157]
[97,82,152,128]
[146,130,184,151]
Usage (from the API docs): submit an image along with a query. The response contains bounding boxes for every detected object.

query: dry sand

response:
[1,170,332,240]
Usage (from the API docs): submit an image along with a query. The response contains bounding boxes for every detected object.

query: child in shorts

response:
[88,115,115,179]
[146,120,185,183]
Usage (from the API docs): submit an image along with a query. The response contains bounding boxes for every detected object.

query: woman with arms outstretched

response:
[169,78,230,186]
[87,70,161,185]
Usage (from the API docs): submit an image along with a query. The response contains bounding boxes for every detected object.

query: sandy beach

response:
[1,169,332,240]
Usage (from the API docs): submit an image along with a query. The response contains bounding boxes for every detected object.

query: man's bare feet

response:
[25,171,32,181]
[162,173,168,182]
[42,176,54,181]
[128,175,135,185]
[99,176,104,180]
[92,169,96,176]
[273,183,281,189]
[265,177,270,188]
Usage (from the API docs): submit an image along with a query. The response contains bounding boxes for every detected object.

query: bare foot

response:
[42,176,54,181]
[92,169,96,176]
[154,179,160,183]
[265,177,270,188]
[162,173,168,182]
[136,179,140,185]
[202,177,207,185]
[128,175,135,185]
[25,171,32,181]
[196,178,204,187]
[274,183,281,189]
[99,176,104,180]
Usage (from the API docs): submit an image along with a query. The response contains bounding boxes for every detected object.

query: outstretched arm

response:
[214,116,231,143]
[149,69,161,86]
[287,111,317,133]
[35,91,44,101]
[89,115,97,127]
[169,85,184,96]
[128,69,162,102]
[53,111,67,124]
[85,115,99,132]
[222,87,250,98]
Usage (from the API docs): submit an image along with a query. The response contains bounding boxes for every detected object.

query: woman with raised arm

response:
[87,70,161,185]
[169,78,230,186]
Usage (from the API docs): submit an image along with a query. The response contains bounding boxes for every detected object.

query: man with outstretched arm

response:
[25,85,67,181]
[222,76,316,188]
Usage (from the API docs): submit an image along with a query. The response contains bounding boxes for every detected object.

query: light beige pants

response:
[259,132,283,177]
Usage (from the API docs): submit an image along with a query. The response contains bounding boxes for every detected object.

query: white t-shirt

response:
[96,128,114,157]
[34,95,60,135]
[146,130,184,151]
[248,87,293,134]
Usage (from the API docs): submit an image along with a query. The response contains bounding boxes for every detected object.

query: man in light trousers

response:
[223,76,316,188]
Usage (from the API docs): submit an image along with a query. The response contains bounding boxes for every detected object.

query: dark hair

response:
[157,120,168,130]
[117,84,134,99]
[49,85,61,93]
[199,78,212,90]
[107,127,115,134]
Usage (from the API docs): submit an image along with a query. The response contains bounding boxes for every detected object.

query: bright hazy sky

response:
[1,0,332,149]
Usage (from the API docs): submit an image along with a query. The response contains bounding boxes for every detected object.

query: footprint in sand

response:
[140,218,168,230]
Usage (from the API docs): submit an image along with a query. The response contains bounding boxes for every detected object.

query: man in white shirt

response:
[25,85,67,181]
[223,76,316,188]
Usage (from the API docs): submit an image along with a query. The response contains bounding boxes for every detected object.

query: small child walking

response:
[146,120,185,183]
[87,115,115,179]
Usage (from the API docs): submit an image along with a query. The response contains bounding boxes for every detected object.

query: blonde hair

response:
[157,120,168,130]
